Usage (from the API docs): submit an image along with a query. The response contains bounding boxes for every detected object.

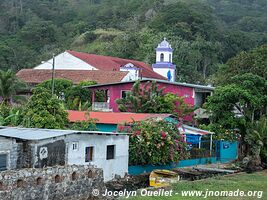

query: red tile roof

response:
[67,110,171,124]
[16,69,128,84]
[67,50,167,80]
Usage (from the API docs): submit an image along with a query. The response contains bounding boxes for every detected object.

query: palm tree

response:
[0,69,27,104]
[245,117,267,170]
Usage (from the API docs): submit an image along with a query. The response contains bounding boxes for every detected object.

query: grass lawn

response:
[127,170,267,200]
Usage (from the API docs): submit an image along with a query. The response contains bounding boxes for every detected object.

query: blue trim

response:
[156,48,173,52]
[152,63,176,69]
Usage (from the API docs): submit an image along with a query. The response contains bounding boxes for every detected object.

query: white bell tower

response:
[152,38,176,82]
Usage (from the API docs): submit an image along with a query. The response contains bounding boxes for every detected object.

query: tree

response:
[22,87,68,129]
[65,80,104,111]
[158,93,193,120]
[37,78,73,99]
[116,80,193,119]
[128,119,188,165]
[116,80,164,113]
[215,45,267,85]
[204,73,267,165]
[0,69,27,104]
[245,117,267,169]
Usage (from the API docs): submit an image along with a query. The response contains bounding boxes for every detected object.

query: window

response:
[121,90,130,99]
[0,154,7,171]
[85,147,94,162]
[169,54,171,62]
[72,142,79,151]
[160,53,164,62]
[106,145,115,160]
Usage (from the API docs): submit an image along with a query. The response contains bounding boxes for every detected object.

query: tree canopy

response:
[22,87,68,129]
[116,80,193,120]
[0,69,27,104]
[0,0,266,84]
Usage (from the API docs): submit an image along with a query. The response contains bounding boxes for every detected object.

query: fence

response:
[128,140,238,175]
[92,102,112,111]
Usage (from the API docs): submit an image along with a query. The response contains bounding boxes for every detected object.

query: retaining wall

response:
[0,165,105,200]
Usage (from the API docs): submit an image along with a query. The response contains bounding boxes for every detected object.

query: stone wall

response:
[0,165,105,200]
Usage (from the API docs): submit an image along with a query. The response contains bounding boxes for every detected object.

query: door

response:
[0,154,7,171]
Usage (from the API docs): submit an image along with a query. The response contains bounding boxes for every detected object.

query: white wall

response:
[34,51,97,70]
[156,51,172,63]
[31,134,129,182]
[120,68,139,81]
[153,68,176,82]
[65,134,129,182]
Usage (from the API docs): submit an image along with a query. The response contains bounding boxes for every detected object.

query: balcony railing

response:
[92,102,113,112]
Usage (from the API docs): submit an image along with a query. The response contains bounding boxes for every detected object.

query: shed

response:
[0,127,129,181]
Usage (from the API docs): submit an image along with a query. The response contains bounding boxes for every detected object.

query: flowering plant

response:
[129,119,188,165]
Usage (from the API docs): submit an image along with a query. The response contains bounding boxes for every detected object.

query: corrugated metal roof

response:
[0,127,128,141]
[83,78,215,90]
[179,124,214,135]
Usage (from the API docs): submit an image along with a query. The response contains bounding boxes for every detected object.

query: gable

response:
[67,50,167,80]
[34,51,97,70]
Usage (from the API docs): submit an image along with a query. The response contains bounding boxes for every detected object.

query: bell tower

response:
[152,38,176,82]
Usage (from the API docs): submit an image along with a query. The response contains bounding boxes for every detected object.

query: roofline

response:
[67,111,174,124]
[0,126,129,141]
[83,78,215,90]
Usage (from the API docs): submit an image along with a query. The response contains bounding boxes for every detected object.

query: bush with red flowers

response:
[129,119,188,165]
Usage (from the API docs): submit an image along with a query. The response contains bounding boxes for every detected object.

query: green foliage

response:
[0,70,27,104]
[215,45,267,85]
[0,104,23,126]
[64,81,102,111]
[245,117,267,162]
[0,0,266,83]
[70,112,98,131]
[37,78,73,98]
[158,93,193,119]
[116,81,193,120]
[204,73,267,143]
[116,80,164,113]
[129,119,188,165]
[22,87,68,129]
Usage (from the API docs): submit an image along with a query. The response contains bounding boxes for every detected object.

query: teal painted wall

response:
[96,124,117,132]
[128,157,217,175]
[218,141,238,163]
[128,141,238,175]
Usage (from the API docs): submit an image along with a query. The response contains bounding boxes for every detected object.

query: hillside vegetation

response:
[0,0,267,83]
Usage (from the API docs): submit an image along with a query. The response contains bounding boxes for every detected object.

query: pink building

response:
[85,79,214,114]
